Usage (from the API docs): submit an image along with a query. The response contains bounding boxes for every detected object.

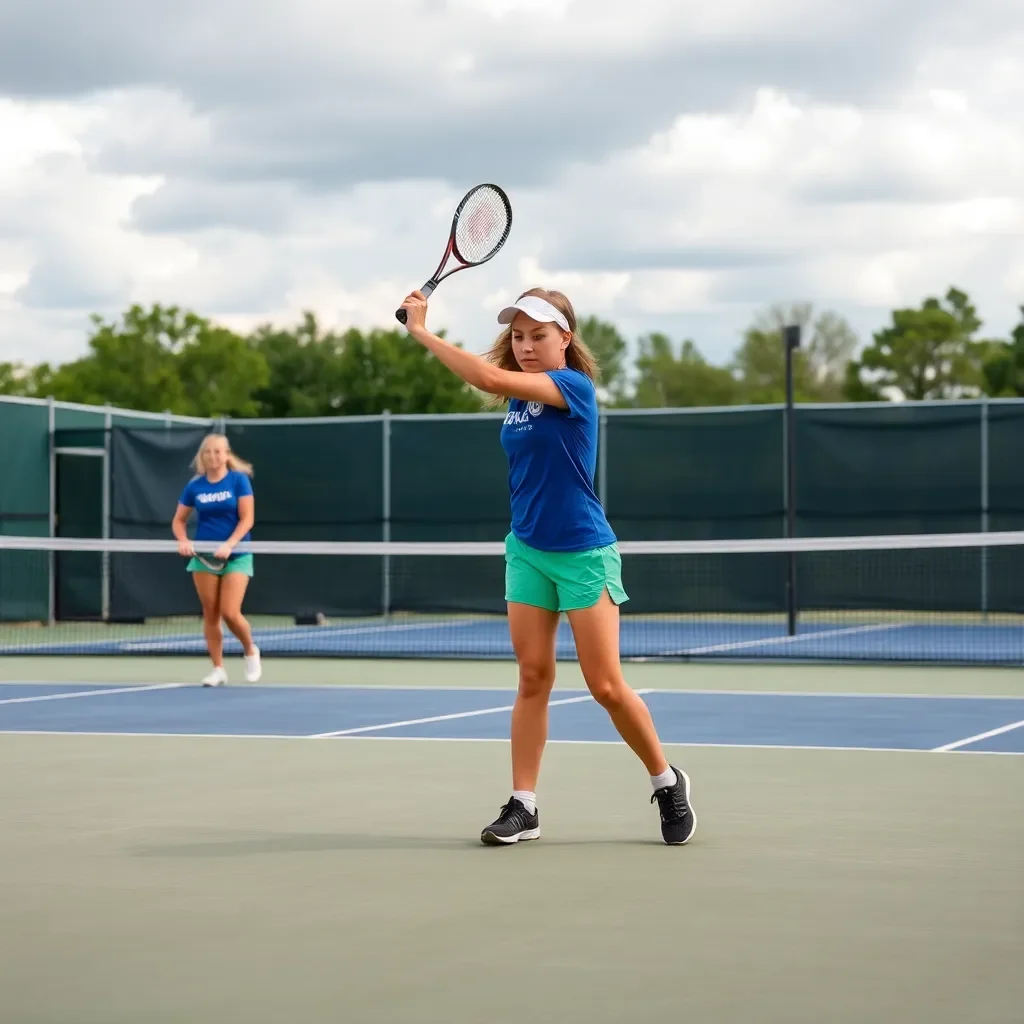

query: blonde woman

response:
[171,433,261,687]
[397,286,695,847]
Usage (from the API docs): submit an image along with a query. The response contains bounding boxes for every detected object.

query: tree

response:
[628,333,740,408]
[979,306,1024,397]
[804,311,860,399]
[175,321,270,418]
[248,313,350,418]
[249,313,485,417]
[3,304,488,419]
[33,306,188,412]
[577,316,628,404]
[18,304,270,417]
[333,327,485,415]
[843,287,985,401]
[732,302,858,403]
[0,362,33,396]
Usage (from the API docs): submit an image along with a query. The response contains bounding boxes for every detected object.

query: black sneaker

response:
[651,767,696,845]
[480,797,540,845]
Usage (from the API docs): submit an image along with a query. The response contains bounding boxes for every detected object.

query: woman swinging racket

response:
[171,433,262,688]
[397,286,695,846]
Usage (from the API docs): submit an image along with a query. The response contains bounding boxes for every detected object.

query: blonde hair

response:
[192,433,254,477]
[483,288,599,402]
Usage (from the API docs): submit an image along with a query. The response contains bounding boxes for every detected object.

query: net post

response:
[598,410,608,509]
[47,395,55,626]
[981,395,989,620]
[382,410,392,621]
[102,404,112,621]
[783,325,801,636]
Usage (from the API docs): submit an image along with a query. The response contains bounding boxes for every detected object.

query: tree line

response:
[1,287,1021,417]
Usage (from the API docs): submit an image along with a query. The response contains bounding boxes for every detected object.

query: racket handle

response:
[395,280,438,325]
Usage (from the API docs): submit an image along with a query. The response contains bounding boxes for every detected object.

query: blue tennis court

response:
[2,681,1022,753]
[2,615,1023,663]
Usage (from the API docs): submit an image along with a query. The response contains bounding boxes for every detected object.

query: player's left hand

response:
[399,291,428,334]
[214,543,234,561]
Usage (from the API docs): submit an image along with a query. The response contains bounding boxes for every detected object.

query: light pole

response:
[783,324,801,636]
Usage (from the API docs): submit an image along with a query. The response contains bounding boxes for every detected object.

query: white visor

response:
[496,295,570,333]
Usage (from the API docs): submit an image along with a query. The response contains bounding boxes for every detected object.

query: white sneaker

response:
[202,666,228,688]
[244,646,262,683]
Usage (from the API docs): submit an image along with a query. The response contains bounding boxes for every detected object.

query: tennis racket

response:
[192,552,228,572]
[395,183,512,324]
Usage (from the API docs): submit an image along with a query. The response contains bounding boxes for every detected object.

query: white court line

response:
[119,619,483,653]
[0,729,1020,756]
[307,691,642,738]
[0,730,305,740]
[3,681,1018,704]
[653,623,903,657]
[3,681,1022,701]
[639,687,1024,701]
[932,718,1024,752]
[336,736,1024,756]
[4,681,1018,703]
[0,680,524,693]
[0,683,185,706]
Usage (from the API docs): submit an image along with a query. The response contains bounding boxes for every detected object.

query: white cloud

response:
[0,0,1022,370]
[458,0,575,19]
[0,98,89,179]
[528,70,1024,346]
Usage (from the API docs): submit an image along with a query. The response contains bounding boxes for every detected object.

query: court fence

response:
[2,395,1024,631]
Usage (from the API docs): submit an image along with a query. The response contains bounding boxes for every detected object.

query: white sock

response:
[650,766,677,793]
[512,790,537,815]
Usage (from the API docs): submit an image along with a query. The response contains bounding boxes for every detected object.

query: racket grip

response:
[395,280,437,326]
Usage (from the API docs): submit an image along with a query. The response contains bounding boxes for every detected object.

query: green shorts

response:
[186,553,254,577]
[504,532,628,612]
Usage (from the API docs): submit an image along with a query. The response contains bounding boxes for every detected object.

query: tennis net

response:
[1,532,1022,664]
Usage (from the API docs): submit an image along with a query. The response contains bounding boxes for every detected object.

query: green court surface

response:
[1,658,1022,1023]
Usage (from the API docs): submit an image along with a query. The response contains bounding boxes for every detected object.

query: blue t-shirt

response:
[499,368,616,552]
[178,470,254,545]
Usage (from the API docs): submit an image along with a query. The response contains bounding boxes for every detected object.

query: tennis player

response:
[398,286,695,846]
[171,433,261,687]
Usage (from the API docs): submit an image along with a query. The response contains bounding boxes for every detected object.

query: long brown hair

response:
[484,287,599,391]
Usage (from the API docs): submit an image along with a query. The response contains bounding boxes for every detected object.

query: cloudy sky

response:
[1,0,1022,369]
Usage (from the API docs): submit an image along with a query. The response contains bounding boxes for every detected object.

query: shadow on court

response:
[131,831,662,857]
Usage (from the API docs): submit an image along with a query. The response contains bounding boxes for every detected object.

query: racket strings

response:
[454,187,510,263]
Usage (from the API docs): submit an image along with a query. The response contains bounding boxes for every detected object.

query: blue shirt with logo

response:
[499,368,616,552]
[178,470,254,545]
